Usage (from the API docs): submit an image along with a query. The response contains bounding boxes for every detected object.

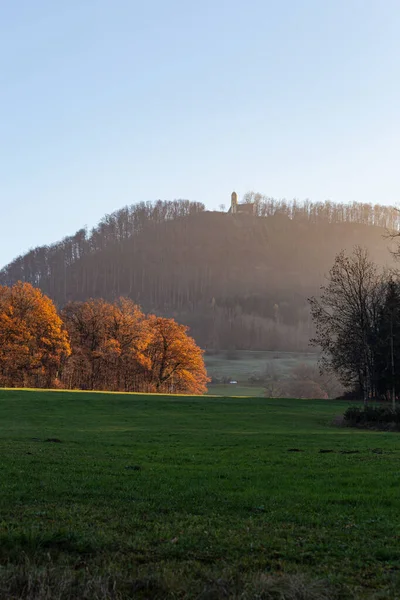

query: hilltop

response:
[1,196,398,351]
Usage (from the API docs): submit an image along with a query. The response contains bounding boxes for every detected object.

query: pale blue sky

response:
[1,0,400,267]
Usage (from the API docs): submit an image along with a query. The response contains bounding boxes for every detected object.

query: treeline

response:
[0,200,205,296]
[310,247,400,402]
[243,193,400,229]
[0,282,208,394]
[0,197,397,352]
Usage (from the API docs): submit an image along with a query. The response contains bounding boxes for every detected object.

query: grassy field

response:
[1,390,400,598]
[206,383,266,397]
[204,350,319,396]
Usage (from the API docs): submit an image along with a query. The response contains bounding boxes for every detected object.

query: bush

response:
[343,404,400,428]
[338,388,362,400]
[248,373,265,385]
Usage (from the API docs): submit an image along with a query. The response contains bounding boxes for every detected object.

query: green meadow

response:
[0,390,400,598]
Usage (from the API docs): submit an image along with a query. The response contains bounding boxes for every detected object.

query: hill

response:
[1,196,398,351]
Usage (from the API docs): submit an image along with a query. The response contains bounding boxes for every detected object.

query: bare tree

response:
[285,363,343,399]
[263,361,284,398]
[309,247,385,403]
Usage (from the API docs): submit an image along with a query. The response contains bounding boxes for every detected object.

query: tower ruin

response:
[231,191,238,214]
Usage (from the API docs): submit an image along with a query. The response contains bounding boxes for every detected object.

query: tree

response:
[61,299,115,390]
[0,282,70,387]
[309,247,385,402]
[263,361,284,398]
[105,298,151,391]
[374,280,400,406]
[284,363,328,399]
[143,316,209,394]
[61,299,209,394]
[61,298,150,391]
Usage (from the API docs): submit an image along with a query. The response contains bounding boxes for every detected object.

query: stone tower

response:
[231,191,238,214]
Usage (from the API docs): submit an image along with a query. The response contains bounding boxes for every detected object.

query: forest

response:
[1,194,398,351]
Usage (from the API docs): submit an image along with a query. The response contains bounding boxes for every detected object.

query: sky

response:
[1,0,400,267]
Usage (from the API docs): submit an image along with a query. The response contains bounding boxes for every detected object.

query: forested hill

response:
[1,196,398,351]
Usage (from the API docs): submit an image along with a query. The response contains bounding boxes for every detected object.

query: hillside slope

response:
[1,199,397,350]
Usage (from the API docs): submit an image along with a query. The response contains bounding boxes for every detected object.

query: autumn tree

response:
[0,282,70,387]
[106,298,151,391]
[61,298,150,391]
[61,299,113,389]
[61,299,208,394]
[143,316,209,394]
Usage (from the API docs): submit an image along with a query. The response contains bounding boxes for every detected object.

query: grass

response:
[204,350,319,396]
[204,350,319,379]
[1,389,400,598]
[206,383,265,397]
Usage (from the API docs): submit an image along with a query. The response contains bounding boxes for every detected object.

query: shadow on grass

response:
[0,565,351,600]
[0,531,101,562]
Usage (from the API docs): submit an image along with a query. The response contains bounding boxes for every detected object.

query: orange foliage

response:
[61,298,150,391]
[0,285,208,394]
[143,316,210,394]
[61,300,209,393]
[0,282,70,387]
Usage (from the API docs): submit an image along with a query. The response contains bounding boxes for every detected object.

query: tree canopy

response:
[0,283,209,394]
[0,282,71,387]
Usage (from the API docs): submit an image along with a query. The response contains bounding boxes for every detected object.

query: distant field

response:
[207,383,265,397]
[1,389,400,598]
[205,350,319,396]
[204,349,319,379]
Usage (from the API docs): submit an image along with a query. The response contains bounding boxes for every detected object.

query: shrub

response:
[343,404,400,428]
[248,373,265,385]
